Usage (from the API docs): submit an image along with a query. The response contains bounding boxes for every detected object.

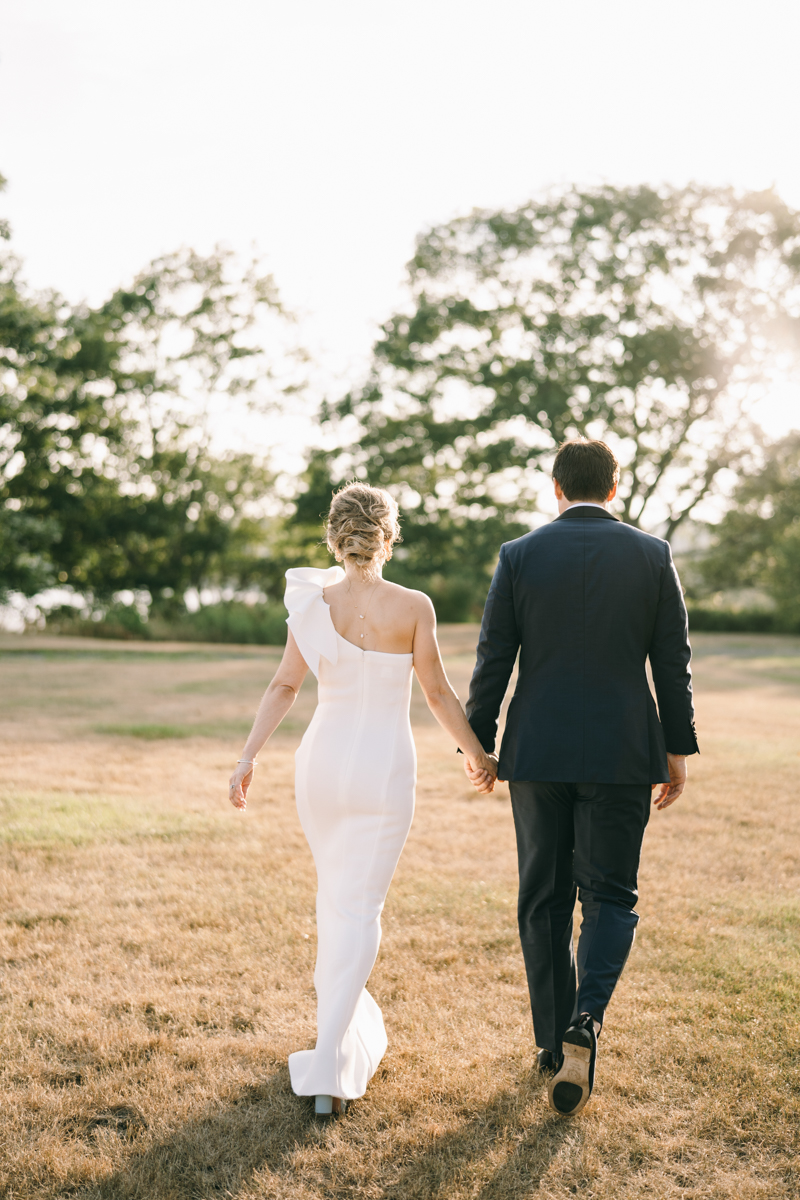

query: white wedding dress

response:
[284,567,416,1100]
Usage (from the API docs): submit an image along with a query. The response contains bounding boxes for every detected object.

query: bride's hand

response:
[464,750,498,794]
[228,761,255,811]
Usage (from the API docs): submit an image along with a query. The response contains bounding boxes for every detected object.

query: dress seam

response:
[332,659,399,1093]
[331,650,369,1086]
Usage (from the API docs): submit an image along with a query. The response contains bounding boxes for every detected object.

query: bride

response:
[228,482,496,1115]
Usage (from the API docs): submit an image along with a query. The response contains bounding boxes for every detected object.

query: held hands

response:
[463,749,499,794]
[652,753,688,811]
[228,761,255,811]
[465,748,689,804]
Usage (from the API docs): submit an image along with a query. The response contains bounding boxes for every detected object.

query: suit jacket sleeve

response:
[466,545,520,754]
[649,541,699,755]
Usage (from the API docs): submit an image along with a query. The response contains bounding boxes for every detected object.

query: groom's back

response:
[512,515,665,680]
[467,509,697,785]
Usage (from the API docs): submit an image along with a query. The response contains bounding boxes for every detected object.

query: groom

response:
[464,438,698,1116]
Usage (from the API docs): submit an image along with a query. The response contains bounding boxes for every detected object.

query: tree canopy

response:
[5,174,800,632]
[313,184,800,615]
[1,170,295,613]
[698,433,800,628]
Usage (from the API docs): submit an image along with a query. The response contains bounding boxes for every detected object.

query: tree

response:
[1,171,298,612]
[320,185,800,616]
[699,433,800,628]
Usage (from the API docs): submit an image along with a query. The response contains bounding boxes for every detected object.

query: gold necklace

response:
[347,578,382,639]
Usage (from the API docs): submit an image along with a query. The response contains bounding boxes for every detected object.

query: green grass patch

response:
[94,723,195,740]
[0,791,224,846]
[169,675,269,695]
[93,721,255,740]
[6,911,72,928]
[744,655,800,683]
[0,648,271,662]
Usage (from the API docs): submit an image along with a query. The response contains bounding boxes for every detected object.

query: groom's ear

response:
[554,480,564,500]
[606,482,618,502]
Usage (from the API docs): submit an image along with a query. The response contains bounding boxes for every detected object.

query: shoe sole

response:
[548,1040,592,1116]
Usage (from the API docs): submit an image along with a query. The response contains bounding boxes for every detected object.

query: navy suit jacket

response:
[466,506,698,785]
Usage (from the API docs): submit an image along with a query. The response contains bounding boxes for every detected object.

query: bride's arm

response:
[228,631,308,811]
[412,595,497,793]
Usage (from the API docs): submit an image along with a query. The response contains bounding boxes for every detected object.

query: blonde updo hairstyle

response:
[326,482,401,577]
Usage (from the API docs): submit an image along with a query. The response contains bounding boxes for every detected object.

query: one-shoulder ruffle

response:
[284,566,345,678]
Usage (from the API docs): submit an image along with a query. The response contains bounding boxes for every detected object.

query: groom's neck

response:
[557,497,608,515]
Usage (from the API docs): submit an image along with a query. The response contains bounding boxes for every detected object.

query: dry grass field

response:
[0,627,799,1199]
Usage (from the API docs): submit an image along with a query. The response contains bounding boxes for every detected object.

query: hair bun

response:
[326,483,401,573]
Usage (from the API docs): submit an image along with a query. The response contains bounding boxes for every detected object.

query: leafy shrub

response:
[687,607,787,633]
[44,600,288,645]
[43,602,152,641]
[156,602,287,645]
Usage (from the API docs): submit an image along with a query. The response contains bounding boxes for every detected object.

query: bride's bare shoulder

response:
[384,582,434,614]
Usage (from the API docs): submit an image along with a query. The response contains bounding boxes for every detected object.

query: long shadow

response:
[69,1068,325,1199]
[378,1069,575,1200]
[65,1064,574,1200]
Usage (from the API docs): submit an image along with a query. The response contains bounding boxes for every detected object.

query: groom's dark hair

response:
[552,439,620,502]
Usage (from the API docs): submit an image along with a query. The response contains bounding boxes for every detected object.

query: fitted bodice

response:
[317,631,413,720]
[285,567,414,715]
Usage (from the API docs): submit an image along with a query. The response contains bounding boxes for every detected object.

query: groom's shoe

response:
[547,1013,597,1116]
[536,1049,564,1075]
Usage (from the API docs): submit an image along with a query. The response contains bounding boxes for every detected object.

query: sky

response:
[2,0,800,459]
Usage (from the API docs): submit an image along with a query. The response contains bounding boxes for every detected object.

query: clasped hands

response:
[463,749,499,795]
[465,750,687,804]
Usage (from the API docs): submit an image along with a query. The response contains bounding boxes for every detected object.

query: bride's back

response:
[323,578,422,656]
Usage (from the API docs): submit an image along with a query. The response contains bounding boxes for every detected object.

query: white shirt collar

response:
[563,502,607,511]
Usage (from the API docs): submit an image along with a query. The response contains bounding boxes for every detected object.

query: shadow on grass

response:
[380,1074,574,1200]
[68,1066,573,1200]
[71,1069,322,1200]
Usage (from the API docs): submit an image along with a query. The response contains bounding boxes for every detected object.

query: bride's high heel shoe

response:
[314,1095,346,1115]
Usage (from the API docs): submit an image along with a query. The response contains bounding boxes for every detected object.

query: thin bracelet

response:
[237,759,258,767]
